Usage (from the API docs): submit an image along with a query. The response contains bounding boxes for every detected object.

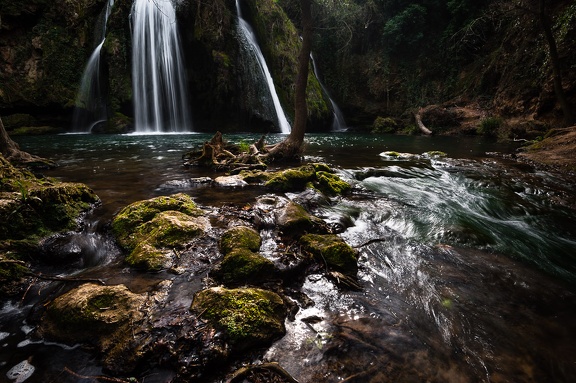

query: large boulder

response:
[37,283,147,368]
[111,193,208,271]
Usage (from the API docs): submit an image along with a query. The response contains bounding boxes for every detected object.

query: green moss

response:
[299,234,358,275]
[220,226,262,255]
[132,211,206,250]
[315,171,351,196]
[264,165,316,191]
[112,193,203,248]
[214,248,276,285]
[10,126,64,135]
[112,194,207,271]
[423,151,447,158]
[125,242,170,271]
[372,116,398,134]
[191,287,286,348]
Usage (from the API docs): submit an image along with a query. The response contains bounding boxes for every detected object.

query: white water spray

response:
[235,0,290,133]
[72,0,115,133]
[131,0,192,133]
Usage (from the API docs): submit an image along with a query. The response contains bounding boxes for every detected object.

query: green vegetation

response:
[299,233,358,275]
[111,194,207,271]
[219,226,262,255]
[477,117,503,137]
[191,287,286,349]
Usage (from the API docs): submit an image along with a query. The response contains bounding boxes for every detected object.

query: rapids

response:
[2,133,576,383]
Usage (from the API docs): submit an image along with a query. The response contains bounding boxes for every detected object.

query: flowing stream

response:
[235,0,291,134]
[131,0,192,133]
[3,133,576,382]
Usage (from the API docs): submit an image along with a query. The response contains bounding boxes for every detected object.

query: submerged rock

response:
[191,286,286,351]
[299,233,358,276]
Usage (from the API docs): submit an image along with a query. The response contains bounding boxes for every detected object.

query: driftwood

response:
[183,131,269,172]
[414,107,433,135]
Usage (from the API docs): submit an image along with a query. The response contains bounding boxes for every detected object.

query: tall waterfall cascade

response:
[311,54,347,131]
[72,0,115,133]
[131,0,192,133]
[235,0,291,134]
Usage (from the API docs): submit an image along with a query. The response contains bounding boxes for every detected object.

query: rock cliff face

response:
[0,1,103,125]
[0,0,332,132]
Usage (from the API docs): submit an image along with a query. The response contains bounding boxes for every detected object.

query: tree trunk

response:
[539,0,574,126]
[0,115,18,157]
[268,0,313,161]
[0,115,54,166]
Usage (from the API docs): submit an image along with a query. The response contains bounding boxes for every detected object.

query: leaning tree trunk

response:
[268,0,313,161]
[0,116,22,158]
[539,0,574,126]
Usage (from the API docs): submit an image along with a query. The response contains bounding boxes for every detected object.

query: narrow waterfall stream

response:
[131,0,192,133]
[235,0,291,134]
[71,0,115,133]
[311,53,347,131]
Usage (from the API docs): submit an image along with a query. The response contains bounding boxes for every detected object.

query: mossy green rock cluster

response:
[1,154,99,294]
[300,234,358,275]
[243,163,351,196]
[213,226,276,285]
[38,283,146,367]
[191,286,286,350]
[111,193,208,271]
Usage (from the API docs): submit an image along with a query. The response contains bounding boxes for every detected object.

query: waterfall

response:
[131,0,192,133]
[235,0,291,134]
[311,53,347,131]
[72,0,115,133]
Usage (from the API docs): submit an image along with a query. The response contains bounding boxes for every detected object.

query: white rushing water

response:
[235,0,291,134]
[131,0,192,133]
[72,0,115,133]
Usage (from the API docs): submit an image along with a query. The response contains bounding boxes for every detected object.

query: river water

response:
[3,133,576,382]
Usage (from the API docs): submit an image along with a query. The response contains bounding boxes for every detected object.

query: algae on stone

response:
[219,226,262,255]
[1,154,99,294]
[191,287,286,350]
[299,233,358,275]
[213,248,276,285]
[111,193,207,271]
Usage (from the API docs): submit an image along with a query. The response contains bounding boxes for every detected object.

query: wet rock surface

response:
[25,164,357,382]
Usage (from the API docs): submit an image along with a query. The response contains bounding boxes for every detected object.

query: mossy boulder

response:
[275,200,322,237]
[219,226,262,255]
[37,283,146,369]
[191,287,286,350]
[299,234,358,276]
[112,193,204,248]
[264,165,317,192]
[262,163,351,196]
[112,194,207,271]
[213,248,276,285]
[1,154,99,294]
[316,171,352,196]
